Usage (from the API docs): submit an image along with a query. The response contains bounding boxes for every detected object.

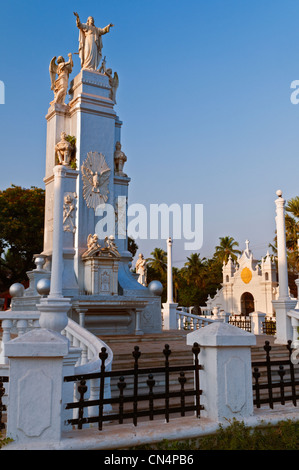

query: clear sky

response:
[1,0,299,267]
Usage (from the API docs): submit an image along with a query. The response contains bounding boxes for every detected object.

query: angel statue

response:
[106,68,119,103]
[81,151,111,211]
[49,54,73,105]
[74,12,114,71]
[82,234,102,258]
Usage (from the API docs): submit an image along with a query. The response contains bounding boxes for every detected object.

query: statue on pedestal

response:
[49,54,73,104]
[74,12,114,71]
[55,132,74,166]
[136,253,147,286]
[114,142,127,176]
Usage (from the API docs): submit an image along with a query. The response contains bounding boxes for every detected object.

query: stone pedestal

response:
[273,299,297,344]
[162,302,178,330]
[83,255,119,295]
[5,329,69,447]
[187,322,256,423]
[249,311,266,335]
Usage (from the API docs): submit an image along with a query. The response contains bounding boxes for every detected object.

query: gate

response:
[64,343,203,430]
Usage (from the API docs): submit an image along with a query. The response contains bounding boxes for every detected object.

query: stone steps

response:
[103,333,294,396]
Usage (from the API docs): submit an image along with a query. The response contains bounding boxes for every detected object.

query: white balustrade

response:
[0,312,113,376]
[176,310,219,331]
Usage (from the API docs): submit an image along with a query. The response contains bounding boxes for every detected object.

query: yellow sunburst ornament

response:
[241,267,252,284]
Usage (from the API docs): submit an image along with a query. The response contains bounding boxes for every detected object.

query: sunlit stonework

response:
[81,151,111,210]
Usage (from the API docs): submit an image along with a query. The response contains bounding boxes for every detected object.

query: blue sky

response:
[1,0,299,267]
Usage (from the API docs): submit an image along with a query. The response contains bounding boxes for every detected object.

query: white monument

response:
[10,12,162,336]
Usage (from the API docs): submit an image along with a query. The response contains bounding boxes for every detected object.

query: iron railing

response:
[252,340,299,409]
[64,343,203,430]
[0,376,8,431]
[229,315,251,332]
[262,320,276,336]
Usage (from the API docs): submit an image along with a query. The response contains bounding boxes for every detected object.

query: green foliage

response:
[0,433,13,448]
[0,185,45,292]
[131,419,299,450]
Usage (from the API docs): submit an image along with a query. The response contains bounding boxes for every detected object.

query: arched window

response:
[226,275,229,283]
[265,272,269,281]
[240,292,254,316]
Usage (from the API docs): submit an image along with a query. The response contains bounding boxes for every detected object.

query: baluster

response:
[192,342,201,418]
[80,342,88,365]
[190,318,194,331]
[132,346,141,426]
[253,367,261,408]
[77,379,88,430]
[98,347,108,431]
[117,376,126,424]
[147,373,155,421]
[16,319,28,336]
[278,365,286,405]
[1,320,13,364]
[178,371,186,416]
[163,344,171,423]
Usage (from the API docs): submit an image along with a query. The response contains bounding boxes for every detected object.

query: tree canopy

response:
[0,185,45,292]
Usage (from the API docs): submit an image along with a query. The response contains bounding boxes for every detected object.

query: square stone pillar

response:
[187,322,256,423]
[249,311,266,335]
[162,302,178,330]
[5,328,69,448]
[272,299,297,344]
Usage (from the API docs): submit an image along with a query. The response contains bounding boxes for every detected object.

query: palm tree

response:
[286,196,299,219]
[214,236,241,264]
[146,248,167,276]
[183,253,207,288]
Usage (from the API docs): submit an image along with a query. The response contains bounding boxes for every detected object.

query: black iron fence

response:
[252,340,299,409]
[0,376,8,431]
[262,320,276,336]
[229,315,251,332]
[64,343,203,430]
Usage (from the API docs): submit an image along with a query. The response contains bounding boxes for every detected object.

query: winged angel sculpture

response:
[49,53,73,105]
[81,151,111,210]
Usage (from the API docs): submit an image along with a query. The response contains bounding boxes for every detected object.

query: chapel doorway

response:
[240,292,254,316]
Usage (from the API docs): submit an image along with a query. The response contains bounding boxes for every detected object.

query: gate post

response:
[5,328,69,448]
[187,322,256,423]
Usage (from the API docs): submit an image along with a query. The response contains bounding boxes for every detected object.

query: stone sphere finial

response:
[36,278,51,297]
[148,280,163,296]
[9,283,25,298]
[276,189,282,197]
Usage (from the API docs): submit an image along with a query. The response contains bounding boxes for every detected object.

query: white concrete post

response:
[249,311,266,335]
[187,322,256,423]
[49,165,66,299]
[5,329,69,448]
[275,190,289,300]
[38,165,72,334]
[162,237,178,329]
[167,237,174,304]
[272,190,296,344]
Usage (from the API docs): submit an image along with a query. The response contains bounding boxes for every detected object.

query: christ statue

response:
[74,12,114,71]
